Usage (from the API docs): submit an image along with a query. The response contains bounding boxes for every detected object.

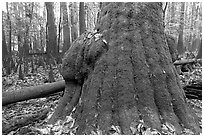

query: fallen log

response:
[2,80,65,106]
[173,58,201,65]
[183,83,202,100]
[2,108,50,134]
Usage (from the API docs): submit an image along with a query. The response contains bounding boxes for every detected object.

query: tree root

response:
[48,82,81,124]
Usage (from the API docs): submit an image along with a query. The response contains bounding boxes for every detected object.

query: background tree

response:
[85,2,100,32]
[23,2,34,76]
[61,2,71,56]
[170,2,175,23]
[45,2,58,62]
[57,3,62,62]
[79,2,86,35]
[45,2,58,82]
[196,40,202,59]
[49,2,201,134]
[6,2,13,75]
[190,3,202,53]
[70,2,78,42]
[177,2,185,55]
[2,16,9,75]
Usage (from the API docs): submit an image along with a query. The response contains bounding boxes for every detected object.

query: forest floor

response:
[2,60,202,135]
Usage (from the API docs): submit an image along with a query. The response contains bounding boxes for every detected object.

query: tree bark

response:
[2,20,9,74]
[196,40,202,59]
[191,38,201,52]
[57,4,62,63]
[79,2,86,35]
[45,2,58,61]
[170,2,175,23]
[2,80,65,106]
[177,2,185,55]
[70,2,78,42]
[51,2,201,135]
[166,34,178,62]
[6,2,12,75]
[23,3,34,76]
[61,2,71,56]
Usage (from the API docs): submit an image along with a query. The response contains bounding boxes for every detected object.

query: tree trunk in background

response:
[188,2,196,51]
[166,34,178,62]
[48,62,55,83]
[23,26,30,75]
[61,2,71,56]
[23,3,34,75]
[95,2,102,30]
[196,40,202,59]
[50,2,201,134]
[70,2,78,42]
[79,2,86,35]
[18,34,24,79]
[191,38,201,52]
[2,21,9,75]
[6,2,12,75]
[45,2,58,62]
[18,63,24,80]
[170,2,175,23]
[177,2,185,55]
[86,3,100,32]
[45,2,58,83]
[57,4,62,63]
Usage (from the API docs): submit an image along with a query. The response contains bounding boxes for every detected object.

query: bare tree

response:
[79,2,86,35]
[177,2,185,55]
[70,2,78,42]
[61,2,71,56]
[45,2,58,61]
[6,2,13,75]
[2,16,9,75]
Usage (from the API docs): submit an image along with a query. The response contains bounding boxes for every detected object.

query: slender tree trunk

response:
[45,2,57,82]
[2,20,9,75]
[23,3,34,75]
[57,4,62,63]
[17,33,24,79]
[6,2,12,75]
[177,2,185,55]
[45,2,58,62]
[61,2,71,56]
[70,2,78,42]
[196,40,202,59]
[189,2,196,51]
[170,2,175,23]
[79,2,86,35]
[18,63,24,80]
[50,2,201,135]
[23,27,29,75]
[166,34,178,62]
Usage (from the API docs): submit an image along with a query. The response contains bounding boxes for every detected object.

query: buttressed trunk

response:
[58,2,200,134]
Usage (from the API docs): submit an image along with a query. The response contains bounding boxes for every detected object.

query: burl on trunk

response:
[49,2,201,135]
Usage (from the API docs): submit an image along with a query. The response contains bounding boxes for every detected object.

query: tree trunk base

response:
[48,82,81,124]
[52,3,201,135]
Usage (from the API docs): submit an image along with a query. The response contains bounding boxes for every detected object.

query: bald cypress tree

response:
[49,2,201,135]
